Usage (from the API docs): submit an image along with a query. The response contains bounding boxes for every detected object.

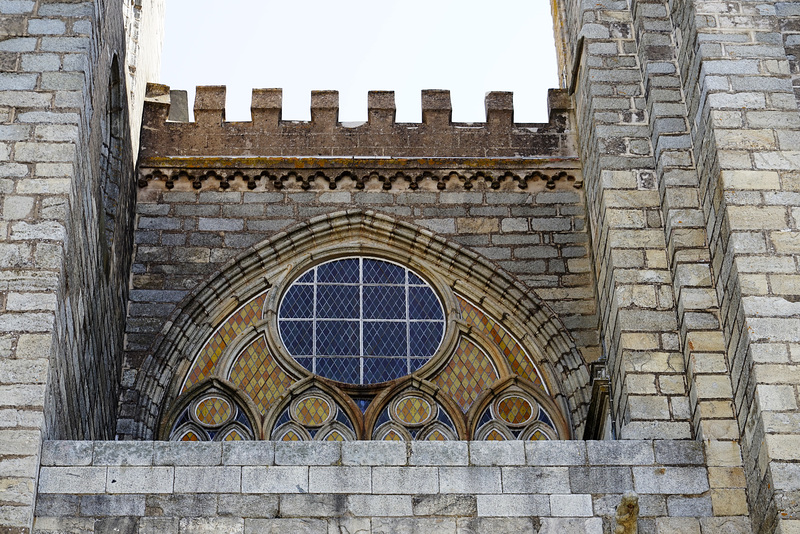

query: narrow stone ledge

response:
[274,441,340,466]
[409,441,469,466]
[586,440,655,465]
[470,441,526,466]
[341,441,406,466]
[40,440,93,466]
[153,441,222,466]
[93,441,154,466]
[222,441,274,466]
[526,440,588,466]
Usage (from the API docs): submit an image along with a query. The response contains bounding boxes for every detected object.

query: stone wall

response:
[32,439,748,534]
[0,0,164,529]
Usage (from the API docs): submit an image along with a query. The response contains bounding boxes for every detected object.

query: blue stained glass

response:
[409,287,443,320]
[275,408,291,428]
[317,285,359,318]
[364,322,407,357]
[363,286,406,319]
[354,398,372,413]
[296,270,315,283]
[363,258,405,284]
[278,257,446,385]
[408,272,425,285]
[375,407,391,428]
[316,321,359,356]
[316,357,360,383]
[409,322,444,357]
[280,320,313,356]
[410,358,428,372]
[363,357,407,382]
[318,259,359,283]
[478,407,493,428]
[295,357,313,373]
[335,409,355,431]
[539,409,554,429]
[280,285,314,318]
[437,407,456,430]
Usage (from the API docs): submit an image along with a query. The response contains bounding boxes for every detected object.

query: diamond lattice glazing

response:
[278,258,445,385]
[433,338,498,412]
[457,296,546,391]
[184,292,267,391]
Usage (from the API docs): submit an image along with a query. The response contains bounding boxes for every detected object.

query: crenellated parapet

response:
[139,83,577,160]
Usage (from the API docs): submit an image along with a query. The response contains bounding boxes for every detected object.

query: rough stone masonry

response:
[0,0,797,531]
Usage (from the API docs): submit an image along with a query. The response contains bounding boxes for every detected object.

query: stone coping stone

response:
[40,440,705,468]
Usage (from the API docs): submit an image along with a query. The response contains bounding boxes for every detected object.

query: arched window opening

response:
[98,56,123,276]
[162,253,572,441]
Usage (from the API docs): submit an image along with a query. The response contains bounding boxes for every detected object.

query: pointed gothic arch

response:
[130,210,591,439]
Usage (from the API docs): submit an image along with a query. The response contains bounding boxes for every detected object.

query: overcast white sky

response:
[160,0,559,123]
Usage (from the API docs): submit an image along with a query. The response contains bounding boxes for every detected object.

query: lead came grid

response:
[278,258,445,385]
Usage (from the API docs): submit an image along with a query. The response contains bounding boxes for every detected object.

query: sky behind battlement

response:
[160,0,559,123]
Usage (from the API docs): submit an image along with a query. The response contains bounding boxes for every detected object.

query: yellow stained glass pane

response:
[426,430,448,441]
[229,337,293,415]
[194,396,232,426]
[383,429,404,441]
[394,396,432,425]
[184,293,267,391]
[325,430,346,442]
[294,396,332,427]
[530,430,549,441]
[223,429,244,441]
[281,429,303,441]
[496,396,534,425]
[180,430,201,441]
[457,296,546,391]
[433,338,498,413]
[485,429,506,441]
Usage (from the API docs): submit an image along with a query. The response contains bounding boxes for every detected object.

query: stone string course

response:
[33,440,749,534]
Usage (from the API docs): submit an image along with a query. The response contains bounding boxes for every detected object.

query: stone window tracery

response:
[161,254,569,441]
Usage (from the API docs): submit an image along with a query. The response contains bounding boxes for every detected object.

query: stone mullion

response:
[573,2,691,439]
[633,0,750,519]
[678,0,800,529]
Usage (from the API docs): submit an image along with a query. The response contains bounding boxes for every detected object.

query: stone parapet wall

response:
[138,84,576,159]
[33,440,749,534]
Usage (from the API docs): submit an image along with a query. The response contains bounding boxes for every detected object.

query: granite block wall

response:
[33,440,751,534]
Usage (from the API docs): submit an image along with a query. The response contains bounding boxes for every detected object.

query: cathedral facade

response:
[1,0,799,532]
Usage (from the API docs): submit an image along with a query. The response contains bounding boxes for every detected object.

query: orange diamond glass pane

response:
[183,292,267,391]
[530,430,549,441]
[433,338,498,413]
[383,429,403,441]
[194,396,232,426]
[485,429,506,441]
[223,429,244,441]
[497,396,533,425]
[325,430,346,442]
[426,430,448,441]
[180,430,200,441]
[281,429,303,441]
[229,336,293,415]
[457,296,545,391]
[394,397,432,425]
[294,396,331,426]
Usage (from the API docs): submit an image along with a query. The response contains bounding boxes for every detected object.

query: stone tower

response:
[0,0,799,532]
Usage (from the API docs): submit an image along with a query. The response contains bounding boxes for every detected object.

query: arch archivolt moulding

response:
[131,210,591,439]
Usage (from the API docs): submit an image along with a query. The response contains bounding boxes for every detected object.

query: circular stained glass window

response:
[278,257,446,385]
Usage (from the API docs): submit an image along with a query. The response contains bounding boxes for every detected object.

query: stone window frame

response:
[131,211,590,440]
